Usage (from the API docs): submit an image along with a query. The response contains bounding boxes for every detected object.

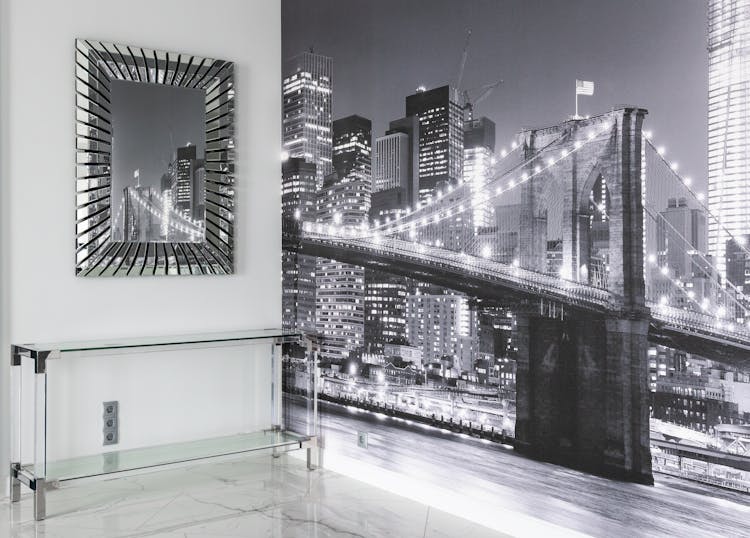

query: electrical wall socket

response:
[357,431,368,449]
[103,401,118,446]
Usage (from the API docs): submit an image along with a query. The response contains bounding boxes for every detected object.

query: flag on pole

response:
[576,79,595,96]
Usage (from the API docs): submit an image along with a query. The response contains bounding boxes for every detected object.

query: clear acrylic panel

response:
[9,360,22,465]
[18,358,37,472]
[34,372,47,478]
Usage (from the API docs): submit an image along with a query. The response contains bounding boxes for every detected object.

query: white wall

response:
[42,344,274,462]
[0,0,281,490]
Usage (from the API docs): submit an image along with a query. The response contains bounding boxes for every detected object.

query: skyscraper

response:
[370,116,420,223]
[282,51,333,188]
[282,251,317,334]
[160,172,173,239]
[405,85,464,202]
[364,271,408,354]
[320,115,372,222]
[708,0,750,278]
[463,117,496,228]
[657,197,708,278]
[332,115,372,181]
[405,289,478,376]
[282,157,317,221]
[652,198,717,310]
[371,132,410,223]
[282,158,318,334]
[315,260,365,361]
[387,115,420,202]
[726,235,750,291]
[373,132,409,193]
[172,144,198,218]
[282,50,332,334]
[191,159,206,223]
[315,116,372,361]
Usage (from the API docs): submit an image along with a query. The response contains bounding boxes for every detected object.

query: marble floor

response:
[1,453,514,538]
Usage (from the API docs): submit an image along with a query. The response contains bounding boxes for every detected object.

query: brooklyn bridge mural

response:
[280,0,750,500]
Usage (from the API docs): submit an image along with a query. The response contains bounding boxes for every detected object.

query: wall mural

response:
[75,40,235,276]
[280,0,750,511]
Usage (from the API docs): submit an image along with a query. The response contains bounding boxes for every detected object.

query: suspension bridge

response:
[283,106,750,482]
[112,186,205,241]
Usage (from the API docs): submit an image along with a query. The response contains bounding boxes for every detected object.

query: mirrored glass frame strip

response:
[75,39,235,277]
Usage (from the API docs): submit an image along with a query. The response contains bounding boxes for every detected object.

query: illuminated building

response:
[707,0,750,278]
[315,259,365,361]
[373,132,409,193]
[651,198,717,310]
[371,132,410,223]
[160,172,173,239]
[332,115,371,183]
[405,85,464,202]
[191,160,206,222]
[282,50,332,188]
[386,116,420,201]
[405,289,477,374]
[282,158,317,333]
[282,157,317,221]
[315,116,372,361]
[726,235,750,294]
[657,197,708,279]
[172,144,197,218]
[463,117,495,227]
[281,49,332,333]
[364,271,408,353]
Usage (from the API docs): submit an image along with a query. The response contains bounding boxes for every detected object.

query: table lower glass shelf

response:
[22,430,311,482]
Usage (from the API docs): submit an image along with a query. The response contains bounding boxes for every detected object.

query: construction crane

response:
[463,79,503,121]
[453,28,503,121]
[455,29,472,91]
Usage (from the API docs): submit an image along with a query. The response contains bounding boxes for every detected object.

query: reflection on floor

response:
[2,453,511,538]
[309,399,750,538]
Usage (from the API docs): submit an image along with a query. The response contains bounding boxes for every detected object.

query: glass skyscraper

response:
[282,51,333,188]
[708,0,750,279]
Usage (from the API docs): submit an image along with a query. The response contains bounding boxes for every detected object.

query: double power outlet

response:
[103,401,119,446]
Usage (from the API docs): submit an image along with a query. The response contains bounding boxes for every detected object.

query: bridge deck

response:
[286,230,750,367]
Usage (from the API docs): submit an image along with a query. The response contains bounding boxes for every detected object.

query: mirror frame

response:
[75,39,235,276]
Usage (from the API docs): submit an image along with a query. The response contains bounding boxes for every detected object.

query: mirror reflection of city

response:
[112,143,206,243]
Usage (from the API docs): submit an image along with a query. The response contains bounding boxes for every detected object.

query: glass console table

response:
[9,329,318,520]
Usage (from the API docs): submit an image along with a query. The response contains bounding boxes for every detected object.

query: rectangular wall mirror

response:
[75,39,235,276]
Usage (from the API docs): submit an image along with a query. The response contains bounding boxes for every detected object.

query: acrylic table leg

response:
[304,437,319,470]
[271,341,283,429]
[10,349,22,503]
[306,446,318,470]
[271,341,283,459]
[33,357,48,521]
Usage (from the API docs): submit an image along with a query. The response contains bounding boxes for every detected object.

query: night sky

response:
[110,80,205,205]
[282,0,708,190]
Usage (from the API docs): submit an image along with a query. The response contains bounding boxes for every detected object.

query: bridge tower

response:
[513,107,653,483]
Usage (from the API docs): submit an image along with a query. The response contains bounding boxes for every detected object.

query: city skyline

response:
[282,0,750,493]
[282,0,708,190]
[110,79,205,193]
